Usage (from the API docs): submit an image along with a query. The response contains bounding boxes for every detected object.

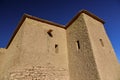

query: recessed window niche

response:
[76,40,80,50]
[47,29,53,37]
[55,44,59,53]
[99,39,104,47]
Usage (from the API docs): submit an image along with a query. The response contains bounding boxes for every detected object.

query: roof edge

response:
[6,10,105,49]
[6,14,26,49]
[6,14,66,49]
[65,10,105,29]
[24,14,65,28]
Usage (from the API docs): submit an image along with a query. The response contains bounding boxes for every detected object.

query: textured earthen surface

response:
[0,48,7,79]
[0,18,69,80]
[0,10,119,80]
[83,13,120,80]
[66,13,100,80]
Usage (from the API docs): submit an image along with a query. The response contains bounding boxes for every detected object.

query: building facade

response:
[0,10,119,80]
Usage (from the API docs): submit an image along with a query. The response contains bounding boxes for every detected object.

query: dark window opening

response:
[55,44,58,53]
[76,40,80,49]
[47,30,53,37]
[99,39,104,47]
[55,44,58,48]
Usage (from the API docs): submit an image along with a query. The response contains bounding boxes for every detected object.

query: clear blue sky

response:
[0,0,120,62]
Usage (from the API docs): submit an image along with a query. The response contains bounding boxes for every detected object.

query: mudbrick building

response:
[0,10,120,80]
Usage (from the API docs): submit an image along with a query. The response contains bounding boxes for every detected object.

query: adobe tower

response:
[0,10,119,80]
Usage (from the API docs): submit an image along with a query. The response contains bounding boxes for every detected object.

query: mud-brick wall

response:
[66,13,100,80]
[0,48,7,80]
[1,17,69,80]
[83,13,120,80]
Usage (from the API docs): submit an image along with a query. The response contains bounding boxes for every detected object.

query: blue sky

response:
[0,0,120,62]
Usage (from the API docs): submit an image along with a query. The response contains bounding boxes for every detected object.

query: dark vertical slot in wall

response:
[55,44,58,53]
[76,40,80,49]
[99,39,104,47]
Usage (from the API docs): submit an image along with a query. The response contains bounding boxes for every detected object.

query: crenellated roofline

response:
[6,10,105,49]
